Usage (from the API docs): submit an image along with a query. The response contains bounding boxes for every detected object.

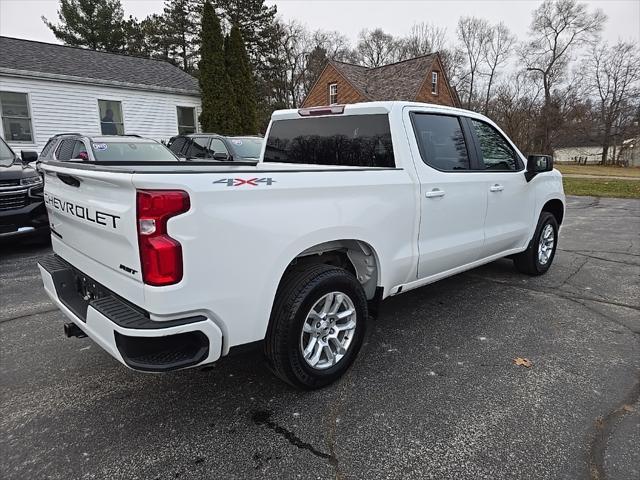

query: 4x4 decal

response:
[213,178,276,187]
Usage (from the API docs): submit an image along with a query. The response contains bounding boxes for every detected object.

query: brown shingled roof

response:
[330,54,437,101]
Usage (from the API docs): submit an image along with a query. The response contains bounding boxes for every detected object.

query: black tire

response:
[513,211,559,276]
[264,264,368,390]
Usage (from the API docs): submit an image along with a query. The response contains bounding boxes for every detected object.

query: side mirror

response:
[525,154,553,182]
[212,152,230,161]
[21,150,38,164]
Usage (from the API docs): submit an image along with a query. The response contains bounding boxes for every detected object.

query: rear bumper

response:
[38,254,223,372]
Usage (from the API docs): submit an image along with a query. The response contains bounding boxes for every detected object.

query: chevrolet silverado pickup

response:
[38,101,565,389]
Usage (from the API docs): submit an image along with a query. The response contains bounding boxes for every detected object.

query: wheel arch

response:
[280,239,382,301]
[541,198,564,225]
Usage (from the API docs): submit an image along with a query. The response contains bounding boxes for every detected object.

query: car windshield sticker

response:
[93,143,108,151]
[231,139,243,145]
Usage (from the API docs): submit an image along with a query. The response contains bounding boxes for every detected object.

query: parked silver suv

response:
[38,134,179,163]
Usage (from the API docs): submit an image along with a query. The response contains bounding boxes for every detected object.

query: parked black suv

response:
[0,138,48,240]
[167,134,263,161]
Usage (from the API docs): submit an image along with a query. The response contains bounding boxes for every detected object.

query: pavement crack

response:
[252,410,337,464]
[587,374,640,480]
[0,306,58,324]
[465,274,640,314]
[563,296,640,335]
[558,249,640,266]
[560,257,589,288]
[568,198,601,210]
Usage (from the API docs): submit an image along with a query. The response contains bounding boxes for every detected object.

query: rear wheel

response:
[265,264,367,390]
[513,212,558,275]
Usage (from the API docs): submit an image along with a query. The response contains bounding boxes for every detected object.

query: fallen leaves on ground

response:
[513,357,533,368]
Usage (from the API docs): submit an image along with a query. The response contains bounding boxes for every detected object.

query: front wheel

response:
[265,264,368,390]
[513,212,559,275]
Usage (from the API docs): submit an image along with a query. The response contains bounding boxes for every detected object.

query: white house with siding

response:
[553,134,640,167]
[0,36,201,153]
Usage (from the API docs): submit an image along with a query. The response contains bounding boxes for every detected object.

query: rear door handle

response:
[489,184,504,192]
[425,188,445,198]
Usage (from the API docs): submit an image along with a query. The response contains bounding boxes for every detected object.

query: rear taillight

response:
[136,190,190,286]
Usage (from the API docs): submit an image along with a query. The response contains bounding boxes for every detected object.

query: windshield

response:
[264,114,395,167]
[228,137,263,158]
[0,138,16,167]
[91,142,177,162]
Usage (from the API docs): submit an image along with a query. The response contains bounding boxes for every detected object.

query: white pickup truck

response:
[38,101,564,389]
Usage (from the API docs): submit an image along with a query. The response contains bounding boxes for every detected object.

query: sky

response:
[0,0,638,47]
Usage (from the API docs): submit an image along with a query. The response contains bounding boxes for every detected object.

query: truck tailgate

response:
[42,163,143,302]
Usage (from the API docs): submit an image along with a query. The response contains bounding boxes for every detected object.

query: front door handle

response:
[425,188,445,198]
[489,184,504,192]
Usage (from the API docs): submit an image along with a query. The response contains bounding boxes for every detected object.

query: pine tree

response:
[122,16,149,57]
[199,1,240,134]
[225,25,258,134]
[140,14,175,64]
[42,0,126,52]
[163,0,198,72]
[214,0,278,69]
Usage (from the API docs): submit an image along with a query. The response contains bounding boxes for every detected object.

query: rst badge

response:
[213,178,276,187]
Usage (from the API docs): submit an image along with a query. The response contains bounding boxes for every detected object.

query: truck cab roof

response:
[272,100,487,122]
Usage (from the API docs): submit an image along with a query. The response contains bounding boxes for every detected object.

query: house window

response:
[0,91,34,143]
[177,106,196,134]
[329,83,338,105]
[431,72,438,95]
[98,100,124,135]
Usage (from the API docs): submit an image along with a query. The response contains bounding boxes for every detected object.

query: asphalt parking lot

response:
[1,196,638,480]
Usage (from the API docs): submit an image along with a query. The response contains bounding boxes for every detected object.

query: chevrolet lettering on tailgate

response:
[44,193,120,229]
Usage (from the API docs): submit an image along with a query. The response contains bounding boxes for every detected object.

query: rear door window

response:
[168,137,188,156]
[71,141,89,160]
[55,139,76,161]
[411,113,470,171]
[264,114,394,167]
[184,137,212,159]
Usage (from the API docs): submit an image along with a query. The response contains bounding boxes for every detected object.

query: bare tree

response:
[356,28,399,67]
[302,30,355,96]
[311,29,353,61]
[481,22,515,115]
[398,22,447,59]
[439,46,467,96]
[492,72,544,153]
[456,16,492,109]
[522,0,606,153]
[270,20,311,108]
[586,41,640,164]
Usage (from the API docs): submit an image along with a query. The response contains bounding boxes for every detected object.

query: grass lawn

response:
[556,164,640,178]
[563,177,640,199]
